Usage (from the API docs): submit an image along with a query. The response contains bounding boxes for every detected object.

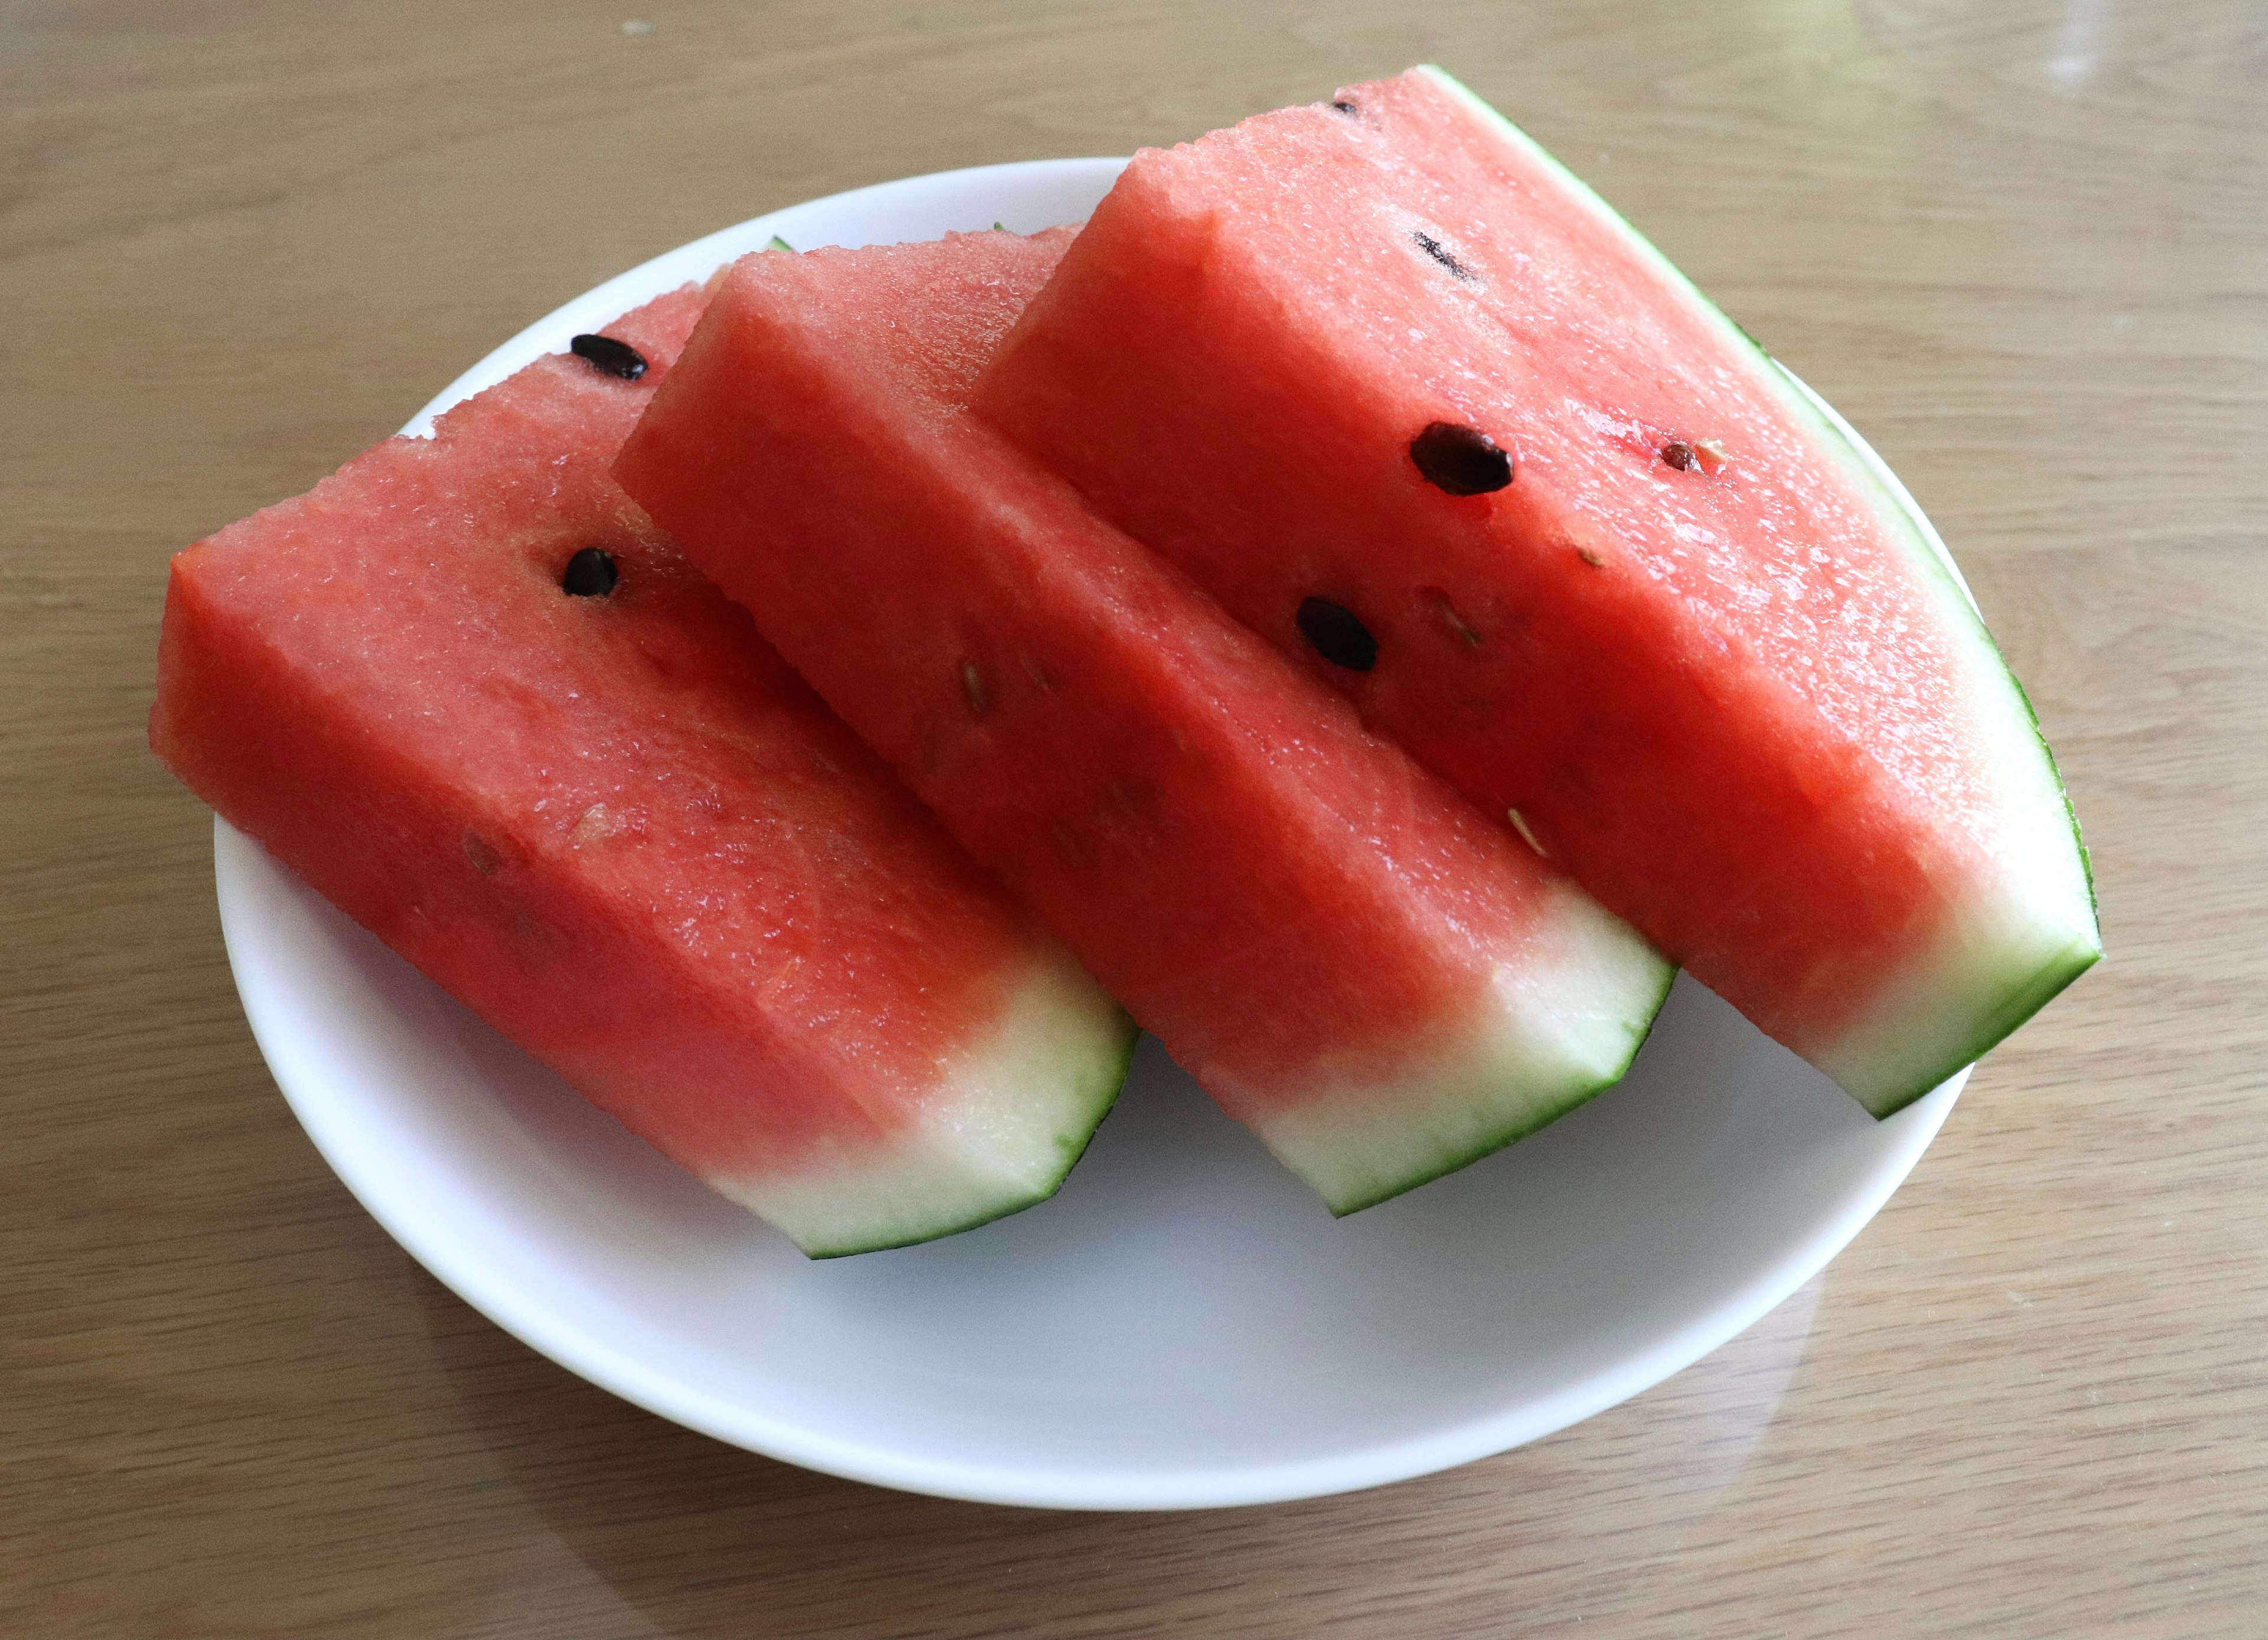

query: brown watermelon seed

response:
[561,548,618,596]
[1661,440,1696,471]
[570,333,647,380]
[1410,422,1513,495]
[1296,597,1379,672]
[1331,99,1358,114]
[1412,230,1475,283]
[1430,590,1482,646]
[463,830,501,876]
[961,660,990,715]
[1507,808,1549,858]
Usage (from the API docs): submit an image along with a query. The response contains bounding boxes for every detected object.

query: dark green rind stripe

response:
[1323,962,1680,1217]
[798,1013,1139,1259]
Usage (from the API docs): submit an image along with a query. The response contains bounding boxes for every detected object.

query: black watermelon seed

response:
[1410,422,1513,495]
[1331,99,1358,115]
[570,333,647,380]
[1412,230,1474,282]
[562,547,620,596]
[1297,597,1379,672]
[1661,440,1697,471]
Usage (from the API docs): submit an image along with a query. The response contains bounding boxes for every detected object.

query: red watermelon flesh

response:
[615,229,1671,1214]
[979,69,2099,1114]
[151,287,1133,1257]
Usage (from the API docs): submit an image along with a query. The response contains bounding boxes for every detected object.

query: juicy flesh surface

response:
[617,230,1640,1125]
[979,70,2085,1070]
[151,288,1052,1185]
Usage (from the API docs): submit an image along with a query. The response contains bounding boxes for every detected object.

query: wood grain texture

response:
[4,1,2262,1634]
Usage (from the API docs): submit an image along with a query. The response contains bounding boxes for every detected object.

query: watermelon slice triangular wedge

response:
[978,68,2100,1114]
[152,288,1135,1257]
[616,227,1674,1213]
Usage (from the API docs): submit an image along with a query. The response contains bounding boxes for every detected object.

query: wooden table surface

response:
[8,1,2263,1634]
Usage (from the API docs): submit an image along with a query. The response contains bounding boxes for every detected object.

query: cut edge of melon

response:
[1419,64,2101,1108]
[1252,882,1676,1215]
[713,947,1136,1257]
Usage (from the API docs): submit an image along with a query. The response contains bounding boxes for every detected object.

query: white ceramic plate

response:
[216,158,1964,1511]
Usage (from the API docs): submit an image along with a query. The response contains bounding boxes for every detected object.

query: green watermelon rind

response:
[801,1014,1138,1257]
[1314,958,1679,1216]
[1419,66,2100,1114]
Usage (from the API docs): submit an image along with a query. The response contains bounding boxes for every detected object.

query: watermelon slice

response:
[151,287,1134,1258]
[978,69,2100,1115]
[615,228,1673,1214]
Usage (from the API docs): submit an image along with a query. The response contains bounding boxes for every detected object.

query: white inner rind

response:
[711,946,1133,1257]
[1423,67,2100,1111]
[1810,870,2098,1115]
[1252,881,1673,1215]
